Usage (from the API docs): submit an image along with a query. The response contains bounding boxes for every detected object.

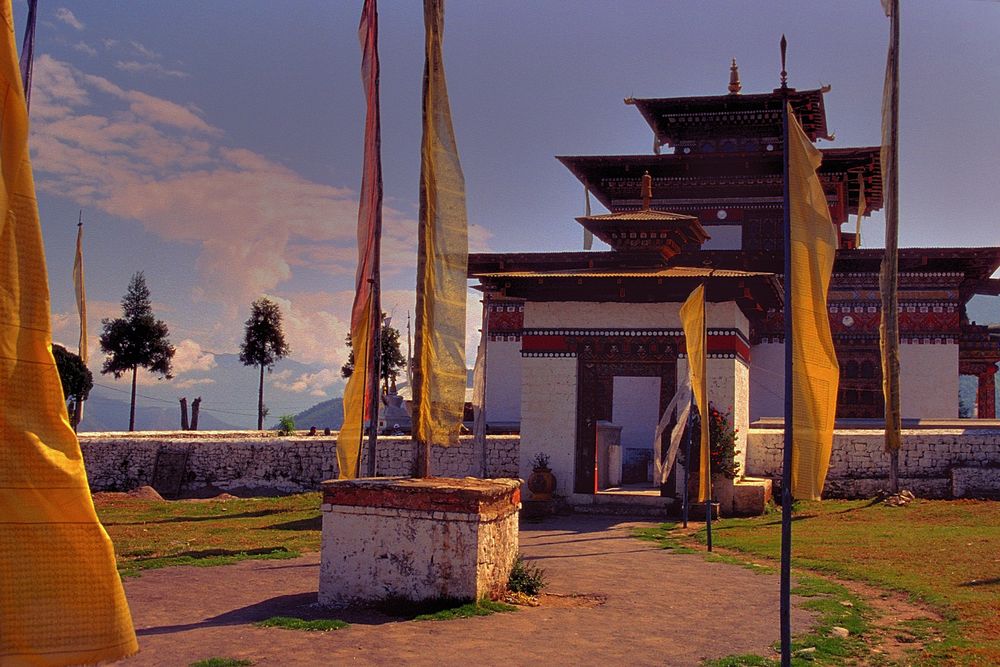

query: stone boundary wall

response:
[79,432,519,496]
[746,428,1000,499]
[81,427,1000,500]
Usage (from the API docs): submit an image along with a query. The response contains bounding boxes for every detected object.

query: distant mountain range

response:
[78,392,237,432]
[286,397,344,431]
[80,353,342,431]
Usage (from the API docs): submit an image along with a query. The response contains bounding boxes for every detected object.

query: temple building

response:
[468,65,1000,505]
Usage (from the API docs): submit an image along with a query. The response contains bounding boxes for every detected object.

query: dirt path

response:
[113,515,816,666]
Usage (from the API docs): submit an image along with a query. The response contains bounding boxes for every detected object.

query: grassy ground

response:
[94,492,323,577]
[688,499,1000,666]
[95,493,999,664]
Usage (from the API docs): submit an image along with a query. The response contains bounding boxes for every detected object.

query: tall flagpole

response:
[779,34,794,667]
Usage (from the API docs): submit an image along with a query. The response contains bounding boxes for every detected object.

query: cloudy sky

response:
[24,1,1000,415]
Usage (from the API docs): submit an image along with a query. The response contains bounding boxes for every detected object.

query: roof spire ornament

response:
[728,58,742,94]
[641,171,652,210]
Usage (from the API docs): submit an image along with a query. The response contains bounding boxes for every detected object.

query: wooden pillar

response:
[977,368,996,419]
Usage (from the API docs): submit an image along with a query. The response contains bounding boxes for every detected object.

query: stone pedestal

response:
[319,477,521,607]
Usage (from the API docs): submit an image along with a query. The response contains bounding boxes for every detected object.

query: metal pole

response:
[682,394,693,529]
[779,35,794,667]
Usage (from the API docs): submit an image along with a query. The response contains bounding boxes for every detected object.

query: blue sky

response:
[22,1,1000,414]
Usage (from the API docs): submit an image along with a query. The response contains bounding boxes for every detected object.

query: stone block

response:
[319,477,521,606]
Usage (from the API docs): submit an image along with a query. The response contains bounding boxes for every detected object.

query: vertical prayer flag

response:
[413,0,469,456]
[471,298,488,477]
[880,0,902,462]
[787,103,840,500]
[17,0,34,109]
[680,284,711,502]
[338,0,383,480]
[583,186,593,250]
[0,0,138,661]
[74,219,87,365]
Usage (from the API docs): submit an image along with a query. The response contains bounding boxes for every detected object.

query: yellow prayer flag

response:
[337,310,371,479]
[0,1,137,661]
[787,103,840,500]
[412,0,469,450]
[680,284,711,502]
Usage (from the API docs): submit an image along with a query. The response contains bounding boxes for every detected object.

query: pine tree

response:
[52,344,93,431]
[341,317,406,393]
[240,297,290,430]
[98,272,174,431]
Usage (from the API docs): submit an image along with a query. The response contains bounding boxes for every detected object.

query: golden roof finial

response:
[728,58,742,94]
[641,171,652,210]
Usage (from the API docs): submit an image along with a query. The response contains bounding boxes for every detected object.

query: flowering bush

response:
[682,403,741,480]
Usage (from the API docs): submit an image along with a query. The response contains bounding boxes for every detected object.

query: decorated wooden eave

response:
[625,85,831,148]
[574,172,710,259]
[472,265,782,319]
[832,247,1000,303]
[556,149,882,223]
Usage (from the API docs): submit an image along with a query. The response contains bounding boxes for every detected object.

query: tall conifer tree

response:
[99,272,174,431]
[240,297,290,430]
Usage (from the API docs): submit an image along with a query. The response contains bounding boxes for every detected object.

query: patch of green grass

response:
[413,599,516,621]
[703,656,776,667]
[189,658,253,667]
[632,522,697,553]
[254,616,348,632]
[94,492,323,577]
[705,574,872,667]
[688,499,1000,665]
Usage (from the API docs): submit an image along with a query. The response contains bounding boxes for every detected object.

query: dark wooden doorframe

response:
[575,357,677,494]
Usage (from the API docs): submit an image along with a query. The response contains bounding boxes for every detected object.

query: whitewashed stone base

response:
[319,477,521,606]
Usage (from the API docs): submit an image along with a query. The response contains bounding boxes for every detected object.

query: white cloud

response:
[174,377,216,389]
[171,339,217,375]
[273,368,342,397]
[115,61,188,79]
[30,56,488,379]
[129,40,159,60]
[55,8,84,31]
[73,42,97,57]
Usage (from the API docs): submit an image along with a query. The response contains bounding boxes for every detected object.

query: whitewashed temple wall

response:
[749,342,784,421]
[678,357,750,474]
[900,343,958,418]
[518,356,578,496]
[749,341,959,420]
[700,224,742,251]
[484,338,523,423]
[523,300,748,332]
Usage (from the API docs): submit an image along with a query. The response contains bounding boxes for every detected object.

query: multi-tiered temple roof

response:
[469,65,1000,418]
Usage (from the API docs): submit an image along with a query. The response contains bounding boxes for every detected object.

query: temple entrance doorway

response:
[575,355,676,495]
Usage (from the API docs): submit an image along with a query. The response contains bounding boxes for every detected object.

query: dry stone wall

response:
[80,427,1000,499]
[746,427,1000,498]
[79,432,519,497]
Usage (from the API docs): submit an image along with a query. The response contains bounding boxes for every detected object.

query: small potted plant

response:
[527,452,556,500]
